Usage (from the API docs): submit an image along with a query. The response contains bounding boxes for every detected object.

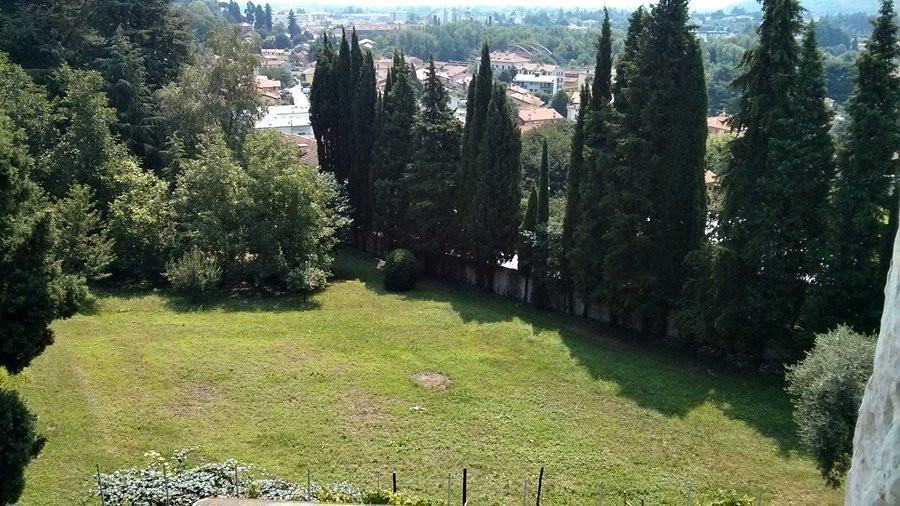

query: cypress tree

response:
[571,9,614,307]
[560,83,591,297]
[812,0,899,333]
[335,28,353,185]
[245,1,255,25]
[372,50,418,246]
[350,28,363,90]
[310,33,338,176]
[352,50,377,230]
[405,55,463,260]
[681,0,817,354]
[629,0,708,333]
[264,3,273,31]
[537,139,550,224]
[468,82,522,286]
[288,10,299,39]
[458,44,494,257]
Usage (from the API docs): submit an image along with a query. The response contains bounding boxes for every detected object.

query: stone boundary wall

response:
[357,231,676,338]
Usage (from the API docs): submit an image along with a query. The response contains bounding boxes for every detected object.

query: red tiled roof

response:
[281,133,319,167]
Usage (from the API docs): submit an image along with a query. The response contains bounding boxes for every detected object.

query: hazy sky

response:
[275,0,750,13]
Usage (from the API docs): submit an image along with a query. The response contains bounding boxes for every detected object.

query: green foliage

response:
[107,158,176,280]
[0,53,53,157]
[52,184,115,282]
[361,489,433,505]
[0,389,43,505]
[520,122,571,196]
[405,56,463,257]
[173,128,250,278]
[808,0,899,334]
[165,248,222,297]
[157,26,263,158]
[786,325,875,486]
[550,90,568,117]
[697,489,756,506]
[352,50,378,229]
[384,248,418,292]
[466,82,522,274]
[372,50,419,245]
[243,130,349,288]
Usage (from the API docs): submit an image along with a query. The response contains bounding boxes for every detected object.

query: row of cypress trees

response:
[559,0,898,357]
[311,37,523,283]
[561,1,708,335]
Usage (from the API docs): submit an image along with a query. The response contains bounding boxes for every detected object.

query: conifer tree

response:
[571,9,614,307]
[617,0,707,332]
[538,139,550,224]
[467,83,522,286]
[0,116,63,504]
[405,56,463,260]
[372,50,418,246]
[288,10,300,39]
[310,33,338,176]
[96,26,159,165]
[264,4,273,31]
[458,44,494,255]
[680,0,819,354]
[550,90,568,118]
[336,28,353,184]
[245,1,255,25]
[350,28,363,90]
[560,83,591,297]
[812,0,899,333]
[352,50,377,230]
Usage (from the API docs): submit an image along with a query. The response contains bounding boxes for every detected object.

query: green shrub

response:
[786,325,876,487]
[697,489,755,506]
[0,389,44,505]
[362,489,433,505]
[164,248,221,297]
[384,249,417,292]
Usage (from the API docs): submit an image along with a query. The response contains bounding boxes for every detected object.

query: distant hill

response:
[711,0,881,16]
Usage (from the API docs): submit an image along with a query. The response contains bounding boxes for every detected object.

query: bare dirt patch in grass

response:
[168,381,219,418]
[412,371,450,390]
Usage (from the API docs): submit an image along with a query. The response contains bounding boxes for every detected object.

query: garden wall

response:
[357,231,676,338]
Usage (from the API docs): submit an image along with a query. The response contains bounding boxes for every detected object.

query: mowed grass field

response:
[10,249,841,505]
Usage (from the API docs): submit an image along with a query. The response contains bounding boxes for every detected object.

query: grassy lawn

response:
[10,248,841,505]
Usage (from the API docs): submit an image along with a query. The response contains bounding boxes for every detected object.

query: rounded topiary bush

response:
[383,249,417,292]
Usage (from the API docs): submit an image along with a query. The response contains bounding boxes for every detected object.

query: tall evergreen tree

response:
[335,28,353,185]
[680,0,822,354]
[350,28,363,90]
[811,0,899,333]
[351,50,377,230]
[264,3,273,31]
[537,139,550,224]
[310,33,338,177]
[0,115,62,503]
[245,1,255,25]
[372,50,418,246]
[571,9,614,307]
[560,83,591,297]
[467,82,522,286]
[96,26,159,165]
[405,56,463,260]
[615,0,708,333]
[288,10,299,39]
[458,44,494,256]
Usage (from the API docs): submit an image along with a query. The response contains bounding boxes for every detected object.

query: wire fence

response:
[95,462,768,506]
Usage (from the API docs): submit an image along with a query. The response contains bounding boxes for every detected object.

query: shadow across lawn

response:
[94,286,321,313]
[335,247,802,455]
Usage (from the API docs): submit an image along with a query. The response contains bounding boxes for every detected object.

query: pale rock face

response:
[845,224,900,505]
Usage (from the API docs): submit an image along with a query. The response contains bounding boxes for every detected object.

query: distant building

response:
[489,51,530,72]
[707,115,731,135]
[506,84,544,109]
[695,29,732,41]
[280,133,319,167]
[255,85,312,135]
[513,74,559,97]
[515,63,564,93]
[390,11,408,23]
[517,107,564,131]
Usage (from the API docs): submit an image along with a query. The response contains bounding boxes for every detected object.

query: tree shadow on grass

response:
[94,286,321,313]
[336,247,802,455]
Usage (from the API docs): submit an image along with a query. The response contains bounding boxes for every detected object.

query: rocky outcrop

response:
[845,223,900,505]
